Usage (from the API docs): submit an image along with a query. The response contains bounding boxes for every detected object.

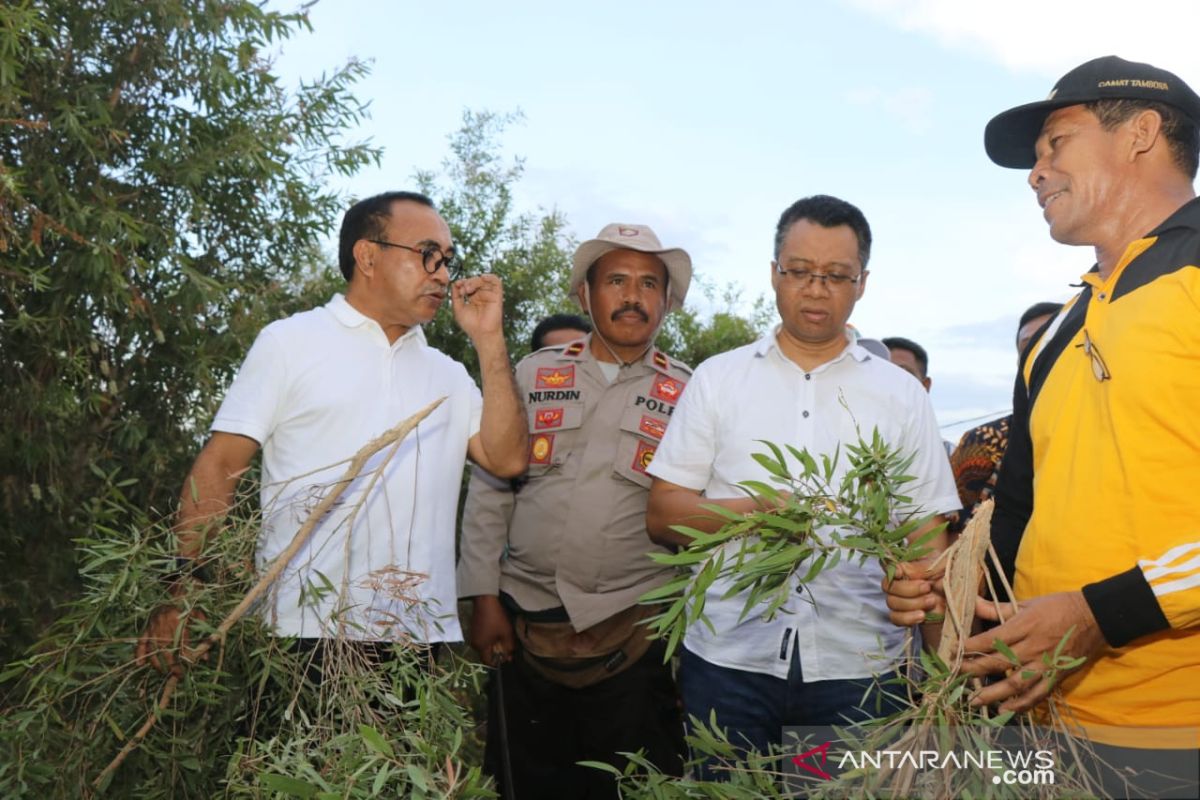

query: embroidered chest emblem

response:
[650,374,685,403]
[638,415,667,440]
[632,440,657,474]
[536,366,575,389]
[535,407,564,430]
[530,433,555,465]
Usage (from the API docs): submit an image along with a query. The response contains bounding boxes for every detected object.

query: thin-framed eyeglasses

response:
[774,263,862,288]
[368,239,463,280]
[1074,329,1111,381]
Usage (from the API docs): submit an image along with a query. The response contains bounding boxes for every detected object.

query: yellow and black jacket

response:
[992,197,1200,748]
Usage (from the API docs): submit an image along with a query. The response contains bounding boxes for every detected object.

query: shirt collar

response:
[558,334,662,371]
[1145,194,1200,238]
[754,325,869,366]
[324,294,426,346]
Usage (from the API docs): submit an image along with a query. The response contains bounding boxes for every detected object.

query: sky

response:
[270,0,1199,439]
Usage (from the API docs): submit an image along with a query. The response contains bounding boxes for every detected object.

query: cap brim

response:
[570,242,692,312]
[984,98,1076,168]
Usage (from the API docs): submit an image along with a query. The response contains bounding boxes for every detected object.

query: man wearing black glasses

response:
[138,191,526,671]
[646,195,957,774]
[887,56,1200,797]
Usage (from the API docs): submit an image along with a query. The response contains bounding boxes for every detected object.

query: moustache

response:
[611,305,649,323]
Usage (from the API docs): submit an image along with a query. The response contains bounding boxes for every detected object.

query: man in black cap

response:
[887,56,1199,797]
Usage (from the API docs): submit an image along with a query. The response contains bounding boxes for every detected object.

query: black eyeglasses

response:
[1075,329,1111,381]
[774,263,862,288]
[368,239,463,279]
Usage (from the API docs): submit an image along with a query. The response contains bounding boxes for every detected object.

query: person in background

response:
[882,336,932,392]
[947,301,1062,519]
[530,313,591,352]
[884,336,953,457]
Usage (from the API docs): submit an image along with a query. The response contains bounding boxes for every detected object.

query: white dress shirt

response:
[647,329,959,680]
[212,294,481,642]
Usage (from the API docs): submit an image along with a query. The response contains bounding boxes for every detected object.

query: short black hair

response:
[531,314,592,351]
[337,191,435,281]
[1016,301,1064,341]
[882,336,928,377]
[774,195,872,267]
[1086,98,1200,179]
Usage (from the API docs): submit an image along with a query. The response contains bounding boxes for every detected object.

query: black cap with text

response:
[985,55,1200,169]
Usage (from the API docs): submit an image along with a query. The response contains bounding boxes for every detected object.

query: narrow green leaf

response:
[359,724,395,759]
[578,760,625,776]
[260,774,319,797]
[991,638,1021,667]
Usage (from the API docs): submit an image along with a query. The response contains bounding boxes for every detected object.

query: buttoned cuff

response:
[1082,565,1170,648]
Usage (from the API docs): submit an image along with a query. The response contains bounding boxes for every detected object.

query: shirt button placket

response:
[801,372,813,425]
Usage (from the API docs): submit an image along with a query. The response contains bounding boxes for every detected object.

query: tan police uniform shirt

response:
[457,336,691,632]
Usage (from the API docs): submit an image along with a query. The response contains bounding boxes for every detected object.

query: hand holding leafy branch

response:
[640,429,944,659]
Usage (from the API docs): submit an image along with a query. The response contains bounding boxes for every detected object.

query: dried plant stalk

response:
[93,397,445,788]
[868,500,998,799]
[934,498,997,666]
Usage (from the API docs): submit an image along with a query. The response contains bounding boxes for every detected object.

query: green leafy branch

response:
[641,429,943,659]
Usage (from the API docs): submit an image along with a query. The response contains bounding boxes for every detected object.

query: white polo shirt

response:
[646,329,959,680]
[212,294,481,642]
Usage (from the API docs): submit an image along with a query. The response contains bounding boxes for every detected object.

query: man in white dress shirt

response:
[137,190,527,673]
[645,194,958,770]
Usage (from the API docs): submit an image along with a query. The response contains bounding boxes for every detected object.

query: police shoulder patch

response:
[652,349,693,378]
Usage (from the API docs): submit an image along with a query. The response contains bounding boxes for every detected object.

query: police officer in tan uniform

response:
[457,223,692,799]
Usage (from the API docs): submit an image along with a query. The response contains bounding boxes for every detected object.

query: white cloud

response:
[846,0,1200,77]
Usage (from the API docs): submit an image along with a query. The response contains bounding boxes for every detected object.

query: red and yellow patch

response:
[530,433,554,465]
[653,351,670,371]
[535,407,564,430]
[650,374,685,404]
[563,340,586,357]
[638,415,667,440]
[536,366,575,389]
[632,440,656,474]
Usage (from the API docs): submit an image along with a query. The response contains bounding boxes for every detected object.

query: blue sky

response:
[272,0,1199,438]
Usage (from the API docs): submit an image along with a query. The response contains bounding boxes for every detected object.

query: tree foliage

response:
[0,0,379,660]
[415,109,577,372]
[416,110,769,375]
[0,476,493,799]
[658,281,773,369]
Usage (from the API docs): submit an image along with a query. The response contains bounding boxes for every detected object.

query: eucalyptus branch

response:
[641,431,943,659]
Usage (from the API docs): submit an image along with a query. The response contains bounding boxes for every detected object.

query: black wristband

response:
[1081,565,1169,648]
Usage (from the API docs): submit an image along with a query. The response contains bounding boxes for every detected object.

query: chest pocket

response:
[526,402,585,477]
[612,404,671,488]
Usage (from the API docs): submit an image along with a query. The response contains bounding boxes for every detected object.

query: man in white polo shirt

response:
[645,195,958,770]
[137,191,527,671]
